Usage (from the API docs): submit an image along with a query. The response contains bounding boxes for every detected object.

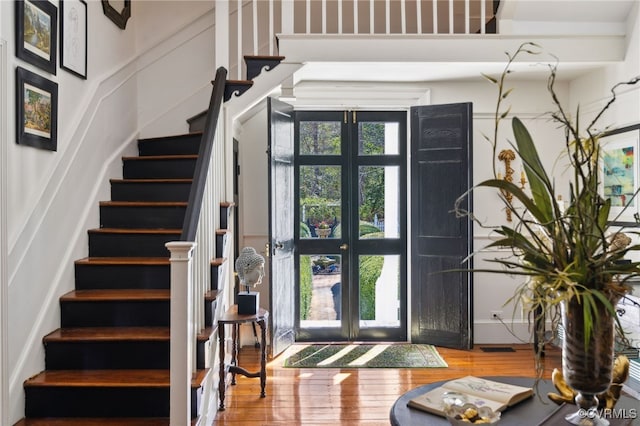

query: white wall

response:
[238,50,640,344]
[1,2,215,422]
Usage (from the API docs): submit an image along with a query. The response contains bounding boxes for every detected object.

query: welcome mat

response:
[281,344,448,368]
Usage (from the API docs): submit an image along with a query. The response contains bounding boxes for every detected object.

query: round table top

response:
[389,376,639,426]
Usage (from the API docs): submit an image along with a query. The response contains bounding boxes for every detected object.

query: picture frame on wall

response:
[60,0,87,79]
[16,66,58,151]
[15,0,58,75]
[102,0,131,30]
[600,124,640,225]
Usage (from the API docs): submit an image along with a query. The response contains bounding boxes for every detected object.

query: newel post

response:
[166,241,197,426]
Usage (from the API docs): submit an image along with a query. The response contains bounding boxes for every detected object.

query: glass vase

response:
[561,296,616,426]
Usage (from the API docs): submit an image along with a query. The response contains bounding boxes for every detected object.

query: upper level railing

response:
[217,0,500,79]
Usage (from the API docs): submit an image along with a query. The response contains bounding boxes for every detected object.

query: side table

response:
[217,304,269,411]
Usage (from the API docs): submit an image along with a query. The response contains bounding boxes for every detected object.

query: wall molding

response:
[1,37,10,426]
[7,8,218,420]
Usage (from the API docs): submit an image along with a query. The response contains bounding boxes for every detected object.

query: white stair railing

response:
[167,67,228,425]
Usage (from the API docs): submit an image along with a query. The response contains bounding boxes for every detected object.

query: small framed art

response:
[601,124,640,224]
[16,66,58,151]
[15,0,58,75]
[60,0,87,79]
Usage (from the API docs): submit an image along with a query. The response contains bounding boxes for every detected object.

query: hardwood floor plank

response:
[213,344,562,426]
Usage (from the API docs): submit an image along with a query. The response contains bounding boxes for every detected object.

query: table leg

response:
[258,319,267,397]
[231,323,238,385]
[218,323,226,411]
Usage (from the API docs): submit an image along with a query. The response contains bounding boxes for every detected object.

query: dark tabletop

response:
[389,376,639,426]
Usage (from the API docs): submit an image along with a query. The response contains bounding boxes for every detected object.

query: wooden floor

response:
[214,343,562,425]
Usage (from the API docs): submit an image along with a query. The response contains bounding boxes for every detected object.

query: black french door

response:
[294,110,407,341]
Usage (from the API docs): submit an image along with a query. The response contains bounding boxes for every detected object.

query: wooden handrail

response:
[180,66,227,241]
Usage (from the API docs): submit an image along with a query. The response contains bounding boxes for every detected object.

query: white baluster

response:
[237,0,242,79]
[481,0,487,34]
[432,0,438,33]
[253,0,258,54]
[449,0,454,34]
[416,0,422,33]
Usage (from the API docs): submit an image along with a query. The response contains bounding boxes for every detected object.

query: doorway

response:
[294,110,407,341]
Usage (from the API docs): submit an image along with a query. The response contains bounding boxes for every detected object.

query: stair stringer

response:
[197,223,235,425]
[225,63,304,122]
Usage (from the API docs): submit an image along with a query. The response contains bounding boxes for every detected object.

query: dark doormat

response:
[480,346,516,352]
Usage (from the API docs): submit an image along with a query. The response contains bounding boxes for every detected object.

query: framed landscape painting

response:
[15,0,58,75]
[601,124,640,224]
[60,0,87,79]
[16,66,58,151]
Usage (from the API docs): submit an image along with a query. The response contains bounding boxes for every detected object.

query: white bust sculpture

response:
[235,247,265,292]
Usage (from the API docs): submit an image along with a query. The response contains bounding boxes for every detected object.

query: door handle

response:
[265,242,270,257]
[339,243,348,251]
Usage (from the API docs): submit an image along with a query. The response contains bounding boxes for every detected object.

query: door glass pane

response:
[358,166,399,239]
[358,121,399,155]
[300,255,342,328]
[300,166,341,239]
[359,255,400,328]
[300,121,341,155]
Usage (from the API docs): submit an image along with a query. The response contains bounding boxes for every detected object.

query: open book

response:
[407,376,534,417]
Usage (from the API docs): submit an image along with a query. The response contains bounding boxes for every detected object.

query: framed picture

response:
[15,0,57,75]
[102,0,131,30]
[16,66,58,151]
[601,124,640,224]
[60,0,87,79]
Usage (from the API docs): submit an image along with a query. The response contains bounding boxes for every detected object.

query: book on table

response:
[407,376,534,417]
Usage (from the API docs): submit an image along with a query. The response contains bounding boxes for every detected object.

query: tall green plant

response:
[456,42,640,368]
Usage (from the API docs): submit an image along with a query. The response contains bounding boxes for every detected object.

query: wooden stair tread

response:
[110,178,193,183]
[60,289,170,302]
[138,132,202,143]
[122,155,198,161]
[44,327,169,341]
[204,290,219,301]
[88,228,181,235]
[220,201,236,208]
[216,229,231,235]
[75,257,170,266]
[210,257,226,266]
[244,54,286,61]
[24,369,208,388]
[14,418,174,425]
[99,201,188,207]
[44,326,216,342]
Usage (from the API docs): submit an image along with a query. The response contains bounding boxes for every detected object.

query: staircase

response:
[15,133,217,425]
[14,55,285,426]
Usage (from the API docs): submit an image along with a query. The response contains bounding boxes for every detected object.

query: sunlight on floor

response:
[348,344,390,366]
[317,344,358,366]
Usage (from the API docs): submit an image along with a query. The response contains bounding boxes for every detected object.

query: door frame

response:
[293,110,408,342]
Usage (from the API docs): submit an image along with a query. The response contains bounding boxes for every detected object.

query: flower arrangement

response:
[317,221,331,230]
[456,42,640,370]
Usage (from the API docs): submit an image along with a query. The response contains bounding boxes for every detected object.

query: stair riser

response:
[88,233,177,257]
[204,299,218,326]
[75,263,170,290]
[45,340,207,370]
[61,301,169,327]
[25,387,200,418]
[123,159,197,179]
[111,182,192,202]
[100,205,186,229]
[138,135,201,156]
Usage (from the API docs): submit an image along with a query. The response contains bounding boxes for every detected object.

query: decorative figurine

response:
[235,247,265,314]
